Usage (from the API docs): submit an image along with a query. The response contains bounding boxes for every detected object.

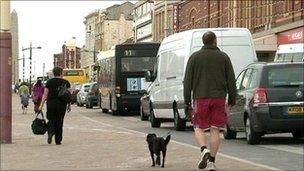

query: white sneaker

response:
[198,148,210,169]
[206,161,216,171]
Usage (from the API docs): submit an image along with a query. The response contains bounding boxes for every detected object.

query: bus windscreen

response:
[121,57,156,73]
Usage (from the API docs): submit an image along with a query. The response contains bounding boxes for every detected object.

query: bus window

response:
[121,57,156,73]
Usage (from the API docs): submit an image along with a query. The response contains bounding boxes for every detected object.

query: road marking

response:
[258,145,304,155]
[79,114,281,171]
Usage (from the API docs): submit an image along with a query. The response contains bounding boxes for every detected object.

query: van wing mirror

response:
[145,70,152,82]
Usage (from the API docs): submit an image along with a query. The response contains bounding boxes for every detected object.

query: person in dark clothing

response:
[39,67,71,145]
[183,31,237,170]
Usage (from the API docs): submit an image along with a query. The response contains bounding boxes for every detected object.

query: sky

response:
[11,0,135,80]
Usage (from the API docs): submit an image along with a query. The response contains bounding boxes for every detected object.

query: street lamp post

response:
[22,42,41,91]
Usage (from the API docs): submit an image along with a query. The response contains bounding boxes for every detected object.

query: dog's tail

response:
[165,134,171,146]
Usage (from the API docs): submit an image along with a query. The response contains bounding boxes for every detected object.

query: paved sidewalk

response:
[1,95,268,170]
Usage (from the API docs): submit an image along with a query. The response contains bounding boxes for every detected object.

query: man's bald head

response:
[202,31,217,46]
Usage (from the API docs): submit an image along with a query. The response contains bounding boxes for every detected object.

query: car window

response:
[241,69,253,90]
[248,69,259,89]
[236,70,246,90]
[159,52,169,81]
[267,65,304,87]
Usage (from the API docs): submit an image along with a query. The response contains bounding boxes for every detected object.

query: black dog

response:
[146,133,171,168]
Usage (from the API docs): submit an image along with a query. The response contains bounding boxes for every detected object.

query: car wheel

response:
[173,106,186,131]
[76,102,80,106]
[140,104,148,121]
[223,124,237,139]
[292,131,304,139]
[245,117,261,145]
[150,108,161,128]
[102,109,109,113]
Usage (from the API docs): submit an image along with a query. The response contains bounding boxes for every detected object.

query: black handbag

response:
[31,111,48,135]
[58,83,72,103]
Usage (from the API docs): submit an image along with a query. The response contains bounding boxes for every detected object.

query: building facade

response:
[134,0,154,42]
[177,0,304,61]
[11,10,19,84]
[153,1,180,42]
[83,2,134,81]
[53,38,81,69]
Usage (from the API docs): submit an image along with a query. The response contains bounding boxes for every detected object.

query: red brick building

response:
[53,39,81,69]
[177,0,304,61]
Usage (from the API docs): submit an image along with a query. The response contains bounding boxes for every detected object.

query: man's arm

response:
[225,57,237,106]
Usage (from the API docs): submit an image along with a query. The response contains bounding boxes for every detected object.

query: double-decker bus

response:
[63,69,88,84]
[98,43,160,115]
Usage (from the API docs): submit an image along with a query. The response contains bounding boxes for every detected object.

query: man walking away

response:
[39,67,71,145]
[183,31,237,170]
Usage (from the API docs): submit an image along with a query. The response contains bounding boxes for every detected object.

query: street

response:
[1,94,303,170]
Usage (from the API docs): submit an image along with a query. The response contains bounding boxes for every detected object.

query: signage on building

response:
[173,4,179,33]
[277,27,304,45]
[137,23,152,40]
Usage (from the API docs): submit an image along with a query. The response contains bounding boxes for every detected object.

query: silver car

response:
[76,83,90,107]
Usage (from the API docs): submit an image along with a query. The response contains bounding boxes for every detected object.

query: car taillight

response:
[253,88,268,104]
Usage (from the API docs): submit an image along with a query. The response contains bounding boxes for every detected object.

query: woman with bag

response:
[32,80,45,113]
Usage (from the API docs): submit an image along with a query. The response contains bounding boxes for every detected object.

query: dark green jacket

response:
[183,45,237,105]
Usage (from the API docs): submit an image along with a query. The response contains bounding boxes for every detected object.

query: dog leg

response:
[156,155,161,165]
[161,150,166,168]
[150,151,155,167]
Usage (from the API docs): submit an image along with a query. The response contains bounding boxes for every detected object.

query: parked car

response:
[224,62,304,144]
[71,83,82,104]
[85,82,99,109]
[146,28,258,131]
[76,83,90,107]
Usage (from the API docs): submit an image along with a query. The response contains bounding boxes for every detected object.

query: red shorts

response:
[191,98,227,130]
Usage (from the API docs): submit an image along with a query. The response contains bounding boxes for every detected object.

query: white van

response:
[147,28,258,131]
[274,43,304,62]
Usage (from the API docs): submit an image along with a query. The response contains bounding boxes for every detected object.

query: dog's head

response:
[146,133,157,143]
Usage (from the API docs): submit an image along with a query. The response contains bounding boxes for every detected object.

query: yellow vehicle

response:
[63,69,88,84]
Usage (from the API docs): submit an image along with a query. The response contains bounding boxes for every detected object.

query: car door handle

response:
[166,76,176,80]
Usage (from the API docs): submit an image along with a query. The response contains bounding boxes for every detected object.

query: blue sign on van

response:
[127,78,142,91]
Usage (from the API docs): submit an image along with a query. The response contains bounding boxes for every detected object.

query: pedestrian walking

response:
[183,31,237,170]
[32,80,45,113]
[19,82,30,114]
[38,67,71,145]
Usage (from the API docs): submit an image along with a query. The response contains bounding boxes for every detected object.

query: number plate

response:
[288,107,304,114]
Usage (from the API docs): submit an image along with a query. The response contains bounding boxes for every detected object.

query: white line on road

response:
[257,145,304,155]
[79,114,281,171]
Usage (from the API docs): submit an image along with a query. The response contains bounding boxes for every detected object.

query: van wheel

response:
[150,109,161,128]
[102,109,109,113]
[173,106,186,131]
[223,124,237,139]
[140,105,148,121]
[245,117,261,145]
[292,131,304,139]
